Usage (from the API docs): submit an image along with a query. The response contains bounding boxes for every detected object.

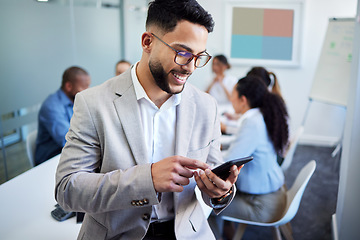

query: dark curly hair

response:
[235,76,289,156]
[146,0,214,33]
[246,66,283,99]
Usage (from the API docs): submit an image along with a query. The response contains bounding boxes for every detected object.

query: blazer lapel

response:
[174,87,196,210]
[113,72,148,166]
[175,88,196,157]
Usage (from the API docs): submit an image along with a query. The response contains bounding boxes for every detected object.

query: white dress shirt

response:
[131,63,181,221]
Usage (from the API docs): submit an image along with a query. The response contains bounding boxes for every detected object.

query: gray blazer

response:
[55,69,232,240]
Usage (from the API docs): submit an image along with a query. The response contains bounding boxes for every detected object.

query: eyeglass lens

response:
[176,51,211,68]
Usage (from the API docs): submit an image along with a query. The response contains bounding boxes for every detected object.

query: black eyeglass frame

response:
[151,33,212,68]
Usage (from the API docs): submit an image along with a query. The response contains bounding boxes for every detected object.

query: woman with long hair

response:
[211,76,289,239]
[221,66,285,135]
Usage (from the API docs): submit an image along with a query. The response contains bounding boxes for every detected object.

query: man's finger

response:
[204,169,228,190]
[178,157,209,170]
[170,182,184,192]
[199,169,220,191]
[174,175,191,186]
[226,165,243,184]
[194,171,212,195]
[197,169,228,198]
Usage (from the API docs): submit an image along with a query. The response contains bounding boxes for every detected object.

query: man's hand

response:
[151,156,209,193]
[194,164,242,199]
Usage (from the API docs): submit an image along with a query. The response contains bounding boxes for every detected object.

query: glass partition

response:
[0,0,122,183]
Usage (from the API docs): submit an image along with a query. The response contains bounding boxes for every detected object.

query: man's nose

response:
[181,58,196,73]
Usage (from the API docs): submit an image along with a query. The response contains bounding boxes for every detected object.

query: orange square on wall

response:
[263,9,294,37]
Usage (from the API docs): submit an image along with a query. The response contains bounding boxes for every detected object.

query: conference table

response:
[0,154,81,240]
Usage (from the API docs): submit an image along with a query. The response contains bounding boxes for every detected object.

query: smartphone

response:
[212,156,253,180]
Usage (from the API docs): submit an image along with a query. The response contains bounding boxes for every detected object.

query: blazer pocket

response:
[186,144,211,162]
[188,203,206,233]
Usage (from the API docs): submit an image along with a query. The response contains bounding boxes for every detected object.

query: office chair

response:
[281,126,305,173]
[26,129,38,168]
[222,160,316,240]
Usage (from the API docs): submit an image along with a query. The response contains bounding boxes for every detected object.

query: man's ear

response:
[141,32,153,53]
[64,81,73,92]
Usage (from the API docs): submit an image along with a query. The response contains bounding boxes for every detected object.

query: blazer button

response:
[143,198,149,204]
[142,213,150,221]
[131,200,137,206]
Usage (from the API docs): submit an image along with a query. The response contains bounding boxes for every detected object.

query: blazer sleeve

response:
[55,92,159,214]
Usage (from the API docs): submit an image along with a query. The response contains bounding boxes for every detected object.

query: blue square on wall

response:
[231,35,262,59]
[262,36,293,60]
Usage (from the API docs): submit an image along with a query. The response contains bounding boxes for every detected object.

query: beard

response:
[149,59,187,95]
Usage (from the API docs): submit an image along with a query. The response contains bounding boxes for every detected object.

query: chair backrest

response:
[281,126,304,172]
[26,129,38,168]
[278,160,316,225]
[220,160,316,228]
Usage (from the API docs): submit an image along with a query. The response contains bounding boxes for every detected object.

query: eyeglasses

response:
[151,33,212,68]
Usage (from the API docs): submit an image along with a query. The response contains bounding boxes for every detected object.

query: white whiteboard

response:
[309,18,355,106]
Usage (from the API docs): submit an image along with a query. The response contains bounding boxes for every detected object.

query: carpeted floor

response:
[230,144,340,240]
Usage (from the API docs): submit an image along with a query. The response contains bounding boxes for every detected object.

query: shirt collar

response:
[130,62,182,109]
[57,89,73,107]
[241,108,260,121]
[131,62,148,101]
[237,108,260,127]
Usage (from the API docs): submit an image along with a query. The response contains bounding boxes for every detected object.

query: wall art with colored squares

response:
[224,1,303,67]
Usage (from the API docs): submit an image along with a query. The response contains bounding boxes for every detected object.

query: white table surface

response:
[0,155,81,240]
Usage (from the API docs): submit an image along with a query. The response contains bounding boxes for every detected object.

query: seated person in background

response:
[210,76,289,239]
[206,55,238,135]
[221,66,285,135]
[206,54,237,113]
[115,59,131,76]
[35,66,91,166]
[246,66,289,165]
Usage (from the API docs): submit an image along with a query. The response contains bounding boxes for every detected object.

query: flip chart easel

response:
[303,18,355,157]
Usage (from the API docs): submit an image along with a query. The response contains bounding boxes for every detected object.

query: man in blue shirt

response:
[35,66,91,166]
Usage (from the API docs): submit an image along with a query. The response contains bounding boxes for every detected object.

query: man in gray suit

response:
[55,0,242,239]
